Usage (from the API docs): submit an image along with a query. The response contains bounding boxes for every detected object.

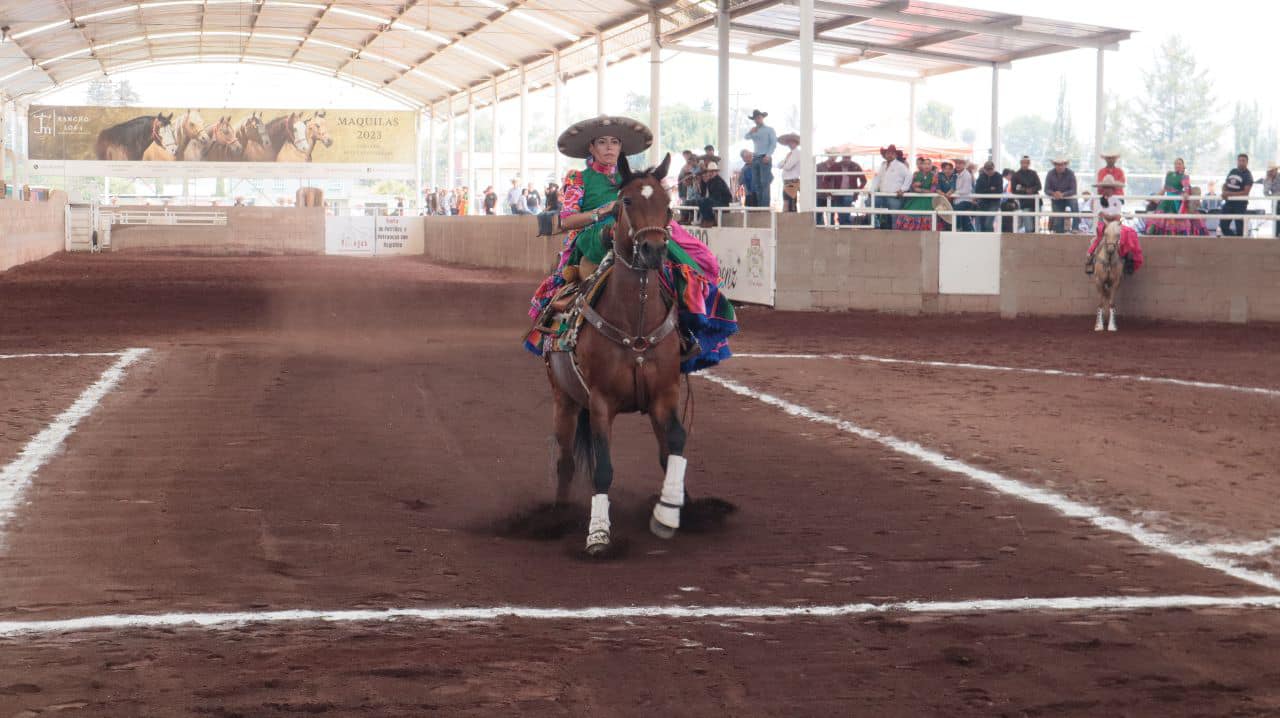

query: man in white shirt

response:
[777,133,802,212]
[506,179,529,215]
[953,160,976,231]
[868,144,911,229]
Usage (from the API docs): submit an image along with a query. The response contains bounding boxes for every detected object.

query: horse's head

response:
[154,113,178,154]
[182,109,206,140]
[1102,218,1122,256]
[305,111,334,149]
[613,152,673,271]
[288,113,310,152]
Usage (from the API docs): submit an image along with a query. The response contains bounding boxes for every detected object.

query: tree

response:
[85,78,141,106]
[1125,35,1221,174]
[1230,101,1278,166]
[620,92,717,162]
[1001,115,1053,167]
[1048,78,1081,161]
[917,100,955,139]
[373,179,412,196]
[960,128,976,145]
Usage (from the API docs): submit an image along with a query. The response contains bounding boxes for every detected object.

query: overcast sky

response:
[42,0,1268,167]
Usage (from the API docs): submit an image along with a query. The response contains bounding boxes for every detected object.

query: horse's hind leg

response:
[550,391,578,506]
[648,390,687,539]
[1108,282,1120,332]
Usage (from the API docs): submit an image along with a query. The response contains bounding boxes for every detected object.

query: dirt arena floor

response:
[2,252,1279,716]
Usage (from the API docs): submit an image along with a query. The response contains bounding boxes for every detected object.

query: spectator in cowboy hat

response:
[744,109,777,207]
[697,161,734,227]
[1097,149,1125,196]
[868,144,911,229]
[702,143,721,167]
[1263,162,1280,236]
[1011,155,1042,233]
[1045,155,1080,233]
[777,133,802,212]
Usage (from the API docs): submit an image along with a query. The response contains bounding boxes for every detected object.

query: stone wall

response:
[421,215,552,274]
[110,206,325,255]
[0,193,67,272]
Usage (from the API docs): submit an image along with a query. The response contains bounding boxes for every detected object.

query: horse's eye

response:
[622,197,632,206]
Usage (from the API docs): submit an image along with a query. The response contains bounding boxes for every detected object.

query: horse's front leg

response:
[585,395,617,555]
[550,390,579,506]
[1108,281,1120,332]
[648,388,687,539]
[1094,277,1106,332]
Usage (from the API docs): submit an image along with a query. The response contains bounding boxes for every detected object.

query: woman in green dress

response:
[894,157,937,230]
[1149,157,1205,236]
[525,116,736,372]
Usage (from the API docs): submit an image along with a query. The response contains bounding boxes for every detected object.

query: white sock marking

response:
[0,348,149,544]
[700,372,1280,592]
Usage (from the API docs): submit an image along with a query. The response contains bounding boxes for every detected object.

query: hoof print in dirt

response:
[572,536,630,561]
[493,502,585,541]
[644,496,737,534]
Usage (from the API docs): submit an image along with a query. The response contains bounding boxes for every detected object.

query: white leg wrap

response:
[1094,309,1105,331]
[1108,309,1118,332]
[588,493,611,535]
[652,455,687,529]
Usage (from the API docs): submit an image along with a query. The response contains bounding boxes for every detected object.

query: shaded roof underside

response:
[0,0,1131,114]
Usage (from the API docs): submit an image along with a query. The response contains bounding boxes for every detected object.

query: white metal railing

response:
[105,208,229,226]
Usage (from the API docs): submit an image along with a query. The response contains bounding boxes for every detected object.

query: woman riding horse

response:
[525,116,736,372]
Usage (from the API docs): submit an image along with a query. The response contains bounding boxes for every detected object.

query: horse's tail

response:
[572,408,595,487]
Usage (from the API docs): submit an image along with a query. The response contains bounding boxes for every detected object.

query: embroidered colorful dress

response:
[894,170,937,230]
[525,157,737,373]
[1147,170,1206,236]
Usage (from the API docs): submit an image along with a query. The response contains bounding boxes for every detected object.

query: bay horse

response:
[545,152,688,555]
[268,112,309,162]
[1092,218,1124,331]
[278,111,333,162]
[95,113,173,161]
[203,116,244,162]
[238,112,274,162]
[142,113,178,161]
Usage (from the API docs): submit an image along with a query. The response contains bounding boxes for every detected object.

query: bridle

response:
[1099,219,1122,270]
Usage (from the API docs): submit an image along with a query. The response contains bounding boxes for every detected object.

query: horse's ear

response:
[653,152,671,181]
[618,153,633,185]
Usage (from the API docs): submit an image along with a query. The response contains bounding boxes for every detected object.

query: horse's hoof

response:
[585,530,611,555]
[1108,325,1118,332]
[650,514,678,540]
[1094,325,1104,332]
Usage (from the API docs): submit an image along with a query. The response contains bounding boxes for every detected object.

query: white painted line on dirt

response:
[0,348,149,542]
[733,353,1280,399]
[701,372,1280,593]
[0,351,128,360]
[1195,536,1280,557]
[1,594,1279,637]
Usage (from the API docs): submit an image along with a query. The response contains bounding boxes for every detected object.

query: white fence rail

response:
[105,209,229,226]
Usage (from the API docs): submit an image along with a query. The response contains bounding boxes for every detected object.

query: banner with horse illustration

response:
[26,105,417,178]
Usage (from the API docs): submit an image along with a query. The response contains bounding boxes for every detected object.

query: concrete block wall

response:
[421,215,554,274]
[111,206,325,255]
[0,193,68,272]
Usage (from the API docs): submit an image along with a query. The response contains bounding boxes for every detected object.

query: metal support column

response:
[990,65,1001,164]
[649,10,662,166]
[415,111,424,213]
[428,108,437,191]
[553,50,564,184]
[447,103,456,192]
[1094,48,1105,170]
[519,65,529,183]
[596,33,607,115]
[466,90,476,213]
[491,82,500,203]
[907,80,918,165]
[716,0,730,182]
[799,0,815,211]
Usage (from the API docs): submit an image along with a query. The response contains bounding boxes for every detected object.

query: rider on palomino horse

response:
[525,116,737,372]
[1085,176,1143,275]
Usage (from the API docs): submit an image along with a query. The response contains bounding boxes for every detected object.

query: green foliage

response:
[621,91,717,163]
[1048,78,1081,162]
[373,179,412,196]
[1230,101,1278,166]
[1001,115,1053,166]
[917,100,955,139]
[1123,35,1222,174]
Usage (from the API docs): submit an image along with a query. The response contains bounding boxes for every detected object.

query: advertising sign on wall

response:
[685,225,775,306]
[373,215,425,256]
[27,105,416,178]
[939,231,1001,295]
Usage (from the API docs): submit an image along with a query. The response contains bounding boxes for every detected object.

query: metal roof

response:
[0,1,1131,114]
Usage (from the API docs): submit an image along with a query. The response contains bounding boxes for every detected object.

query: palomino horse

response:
[296,187,324,207]
[1092,219,1125,331]
[203,116,244,162]
[238,112,274,162]
[176,110,207,160]
[143,114,178,161]
[545,153,688,555]
[95,113,174,161]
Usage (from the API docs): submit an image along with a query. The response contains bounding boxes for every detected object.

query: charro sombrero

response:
[557,115,653,159]
[1094,176,1126,189]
